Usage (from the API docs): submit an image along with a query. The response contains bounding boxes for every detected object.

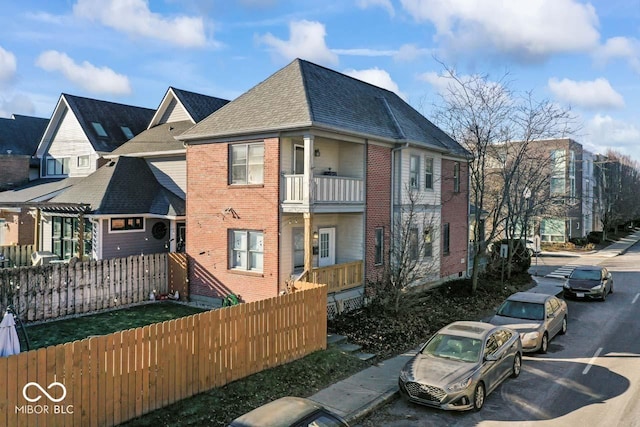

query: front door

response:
[177,222,186,252]
[318,227,335,267]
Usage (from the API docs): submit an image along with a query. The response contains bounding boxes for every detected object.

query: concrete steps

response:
[328,333,376,362]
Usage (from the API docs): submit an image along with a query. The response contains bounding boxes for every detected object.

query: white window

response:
[45,157,70,176]
[410,155,420,189]
[77,155,90,168]
[231,230,263,272]
[424,157,433,189]
[230,143,264,185]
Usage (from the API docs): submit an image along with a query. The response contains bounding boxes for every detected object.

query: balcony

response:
[282,174,364,208]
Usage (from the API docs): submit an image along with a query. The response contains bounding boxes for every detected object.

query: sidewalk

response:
[309,230,640,424]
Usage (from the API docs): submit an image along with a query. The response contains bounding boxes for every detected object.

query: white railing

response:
[283,174,364,204]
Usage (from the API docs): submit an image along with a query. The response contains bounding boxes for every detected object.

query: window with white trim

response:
[424,228,433,257]
[230,143,264,185]
[77,155,90,168]
[45,157,70,176]
[409,155,420,189]
[424,157,433,190]
[230,230,264,272]
[110,217,144,232]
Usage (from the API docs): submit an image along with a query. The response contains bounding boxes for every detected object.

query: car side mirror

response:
[484,354,498,362]
[547,313,555,319]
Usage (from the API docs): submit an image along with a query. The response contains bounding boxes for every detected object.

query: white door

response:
[318,227,335,267]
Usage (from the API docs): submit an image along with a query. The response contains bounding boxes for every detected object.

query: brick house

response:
[179,59,470,305]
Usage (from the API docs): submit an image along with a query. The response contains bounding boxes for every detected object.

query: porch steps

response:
[327,334,376,362]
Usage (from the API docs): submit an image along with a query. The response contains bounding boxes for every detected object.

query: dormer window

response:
[91,122,108,137]
[121,126,134,140]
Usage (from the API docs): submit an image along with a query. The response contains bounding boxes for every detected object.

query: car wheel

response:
[539,332,549,354]
[609,282,613,294]
[473,382,485,412]
[559,316,567,335]
[510,353,522,378]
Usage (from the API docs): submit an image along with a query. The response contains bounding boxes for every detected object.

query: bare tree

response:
[429,63,576,290]
[368,185,440,315]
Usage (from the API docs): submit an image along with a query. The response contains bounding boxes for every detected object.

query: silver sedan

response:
[398,321,522,412]
[489,292,568,353]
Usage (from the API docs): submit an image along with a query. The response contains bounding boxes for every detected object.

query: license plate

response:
[576,292,585,298]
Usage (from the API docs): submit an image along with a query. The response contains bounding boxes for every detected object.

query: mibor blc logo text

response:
[15,376,74,415]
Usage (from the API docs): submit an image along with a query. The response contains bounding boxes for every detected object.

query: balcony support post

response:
[304,212,313,274]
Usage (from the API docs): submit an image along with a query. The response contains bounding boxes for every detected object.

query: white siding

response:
[313,213,363,264]
[147,157,186,198]
[281,138,296,174]
[41,220,52,252]
[398,149,441,206]
[43,107,98,178]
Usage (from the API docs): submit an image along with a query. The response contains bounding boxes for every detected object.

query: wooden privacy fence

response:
[0,253,170,323]
[0,284,327,427]
[0,245,34,268]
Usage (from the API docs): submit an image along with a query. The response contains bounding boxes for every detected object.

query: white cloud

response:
[73,0,207,48]
[0,94,36,118]
[0,46,17,83]
[36,50,131,95]
[548,77,624,110]
[393,44,429,62]
[332,48,396,57]
[344,67,406,99]
[583,114,640,160]
[400,0,600,61]
[593,37,640,74]
[357,0,395,16]
[259,20,338,65]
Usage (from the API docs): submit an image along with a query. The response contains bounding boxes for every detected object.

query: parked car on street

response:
[488,292,568,353]
[398,321,522,412]
[563,265,613,301]
[228,396,349,427]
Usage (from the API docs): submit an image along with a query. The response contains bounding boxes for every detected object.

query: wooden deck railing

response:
[299,260,363,293]
[282,175,364,204]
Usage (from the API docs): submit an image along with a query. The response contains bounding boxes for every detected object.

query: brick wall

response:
[0,156,30,191]
[364,144,391,283]
[186,138,281,303]
[440,159,469,278]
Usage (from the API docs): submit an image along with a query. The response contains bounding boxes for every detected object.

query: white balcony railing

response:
[283,174,364,204]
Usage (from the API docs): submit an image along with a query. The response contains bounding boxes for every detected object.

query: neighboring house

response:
[0,94,154,257]
[179,59,470,305]
[0,114,48,189]
[0,114,49,245]
[534,138,585,243]
[40,87,230,260]
[0,178,80,246]
[35,93,154,179]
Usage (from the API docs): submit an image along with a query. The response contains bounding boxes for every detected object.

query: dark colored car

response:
[398,321,522,412]
[563,265,613,301]
[489,292,568,353]
[228,396,349,427]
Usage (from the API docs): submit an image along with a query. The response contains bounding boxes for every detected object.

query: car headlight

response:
[522,331,540,341]
[591,284,603,290]
[399,369,409,382]
[446,377,472,392]
[563,282,570,289]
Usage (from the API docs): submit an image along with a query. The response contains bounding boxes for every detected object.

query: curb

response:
[345,388,400,424]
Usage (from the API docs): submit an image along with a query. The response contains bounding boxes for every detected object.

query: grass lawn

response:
[23,302,208,350]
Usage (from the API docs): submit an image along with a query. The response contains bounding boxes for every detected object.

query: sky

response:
[0,0,639,162]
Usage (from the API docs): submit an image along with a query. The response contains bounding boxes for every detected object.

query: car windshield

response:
[496,300,544,321]
[570,269,601,280]
[422,334,481,363]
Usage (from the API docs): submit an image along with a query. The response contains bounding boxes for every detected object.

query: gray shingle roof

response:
[170,87,230,123]
[109,121,193,156]
[0,114,49,156]
[63,94,155,153]
[49,156,184,216]
[0,177,81,203]
[180,59,469,157]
